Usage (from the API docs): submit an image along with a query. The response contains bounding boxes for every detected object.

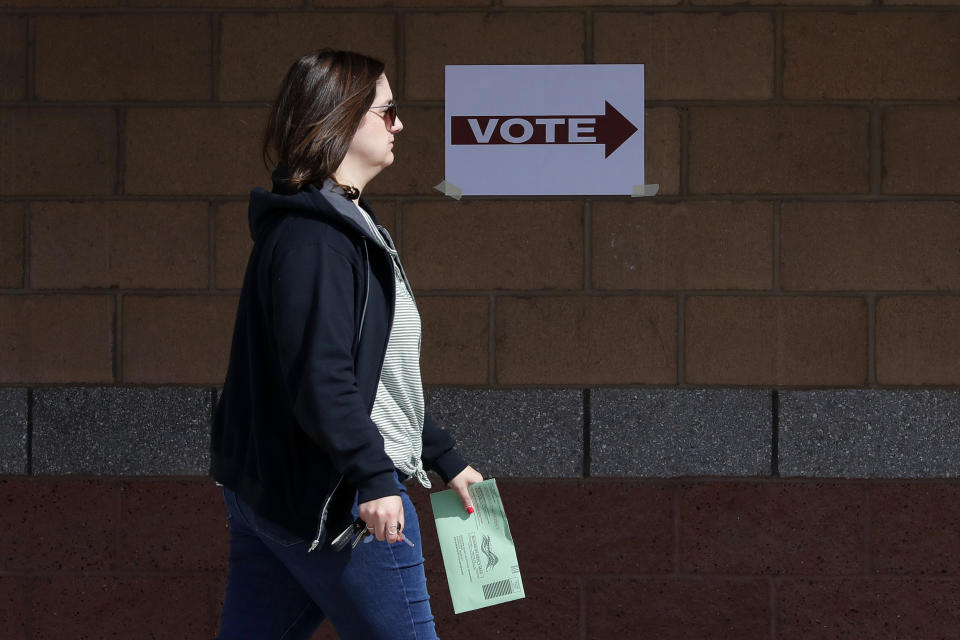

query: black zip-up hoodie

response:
[211,169,467,546]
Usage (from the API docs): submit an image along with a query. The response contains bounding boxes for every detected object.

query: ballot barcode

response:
[482,578,514,600]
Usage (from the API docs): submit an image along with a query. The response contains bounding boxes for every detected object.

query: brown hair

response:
[262,49,385,195]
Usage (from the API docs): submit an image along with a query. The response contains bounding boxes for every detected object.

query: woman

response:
[210,49,482,640]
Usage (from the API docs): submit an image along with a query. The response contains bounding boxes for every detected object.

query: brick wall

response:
[0,0,958,638]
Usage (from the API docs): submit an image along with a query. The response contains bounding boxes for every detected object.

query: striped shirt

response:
[354,203,431,489]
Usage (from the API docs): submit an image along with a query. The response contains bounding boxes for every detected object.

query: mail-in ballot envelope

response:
[430,479,525,614]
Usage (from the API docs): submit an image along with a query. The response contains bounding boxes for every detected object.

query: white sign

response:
[444,64,645,196]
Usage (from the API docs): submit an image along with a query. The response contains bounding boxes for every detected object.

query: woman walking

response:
[211,49,482,640]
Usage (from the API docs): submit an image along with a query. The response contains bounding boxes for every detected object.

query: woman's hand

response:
[447,465,484,514]
[358,495,404,543]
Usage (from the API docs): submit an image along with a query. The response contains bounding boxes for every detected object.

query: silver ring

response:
[387,527,397,534]
[365,525,375,531]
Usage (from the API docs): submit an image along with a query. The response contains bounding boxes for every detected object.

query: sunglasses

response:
[369,101,398,127]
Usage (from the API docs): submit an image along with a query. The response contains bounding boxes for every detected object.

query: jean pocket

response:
[251,511,307,548]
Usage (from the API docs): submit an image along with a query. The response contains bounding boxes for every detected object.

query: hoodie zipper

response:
[309,474,344,552]
[308,237,386,552]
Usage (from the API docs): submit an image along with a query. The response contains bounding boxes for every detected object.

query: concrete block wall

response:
[1,0,959,637]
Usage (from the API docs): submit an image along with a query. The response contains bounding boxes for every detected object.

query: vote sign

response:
[444,65,645,196]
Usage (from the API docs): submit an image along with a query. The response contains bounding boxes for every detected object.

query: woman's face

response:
[342,74,403,177]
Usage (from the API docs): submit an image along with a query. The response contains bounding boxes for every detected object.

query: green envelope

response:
[429,479,525,614]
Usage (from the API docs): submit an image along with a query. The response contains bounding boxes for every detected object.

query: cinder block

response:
[0,478,117,572]
[404,12,585,101]
[417,296,488,385]
[0,203,24,288]
[591,389,771,476]
[402,200,582,290]
[132,0,298,6]
[32,387,212,474]
[0,295,114,384]
[0,388,27,474]
[424,388,583,477]
[0,108,116,196]
[592,201,773,291]
[318,0,489,5]
[31,201,208,289]
[496,296,677,385]
[117,480,227,570]
[214,201,251,290]
[594,12,773,100]
[122,295,237,384]
[871,483,960,575]
[680,483,865,575]
[782,202,960,291]
[125,108,269,196]
[646,107,681,195]
[784,13,960,100]
[777,579,960,640]
[689,107,869,194]
[882,0,960,5]
[29,575,217,639]
[492,479,673,574]
[508,0,677,4]
[219,13,395,101]
[587,577,770,640]
[685,296,868,386]
[694,0,867,4]
[35,14,210,101]
[0,16,26,101]
[883,107,960,194]
[1,0,118,6]
[877,296,960,386]
[366,106,443,196]
[779,390,960,477]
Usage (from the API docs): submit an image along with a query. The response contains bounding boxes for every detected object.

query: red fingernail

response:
[466,506,475,514]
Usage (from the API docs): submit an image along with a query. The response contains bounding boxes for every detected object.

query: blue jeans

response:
[216,483,439,640]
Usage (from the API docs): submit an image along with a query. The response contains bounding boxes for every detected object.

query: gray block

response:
[0,388,28,474]
[591,388,772,476]
[779,390,960,478]
[32,387,212,475]
[424,388,583,477]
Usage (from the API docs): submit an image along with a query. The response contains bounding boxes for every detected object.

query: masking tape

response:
[631,184,659,198]
[433,180,463,200]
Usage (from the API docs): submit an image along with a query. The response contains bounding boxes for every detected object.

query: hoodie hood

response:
[247,166,379,243]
